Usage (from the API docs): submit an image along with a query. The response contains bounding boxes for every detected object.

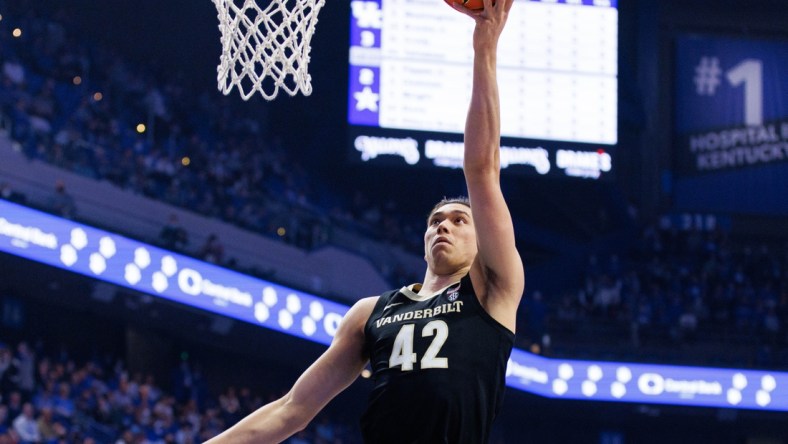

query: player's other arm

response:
[458,0,524,330]
[204,297,377,444]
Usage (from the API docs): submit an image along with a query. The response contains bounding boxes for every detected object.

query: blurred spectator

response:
[199,234,225,265]
[218,387,241,427]
[2,56,25,85]
[593,274,622,316]
[0,182,27,204]
[47,180,77,219]
[288,430,311,444]
[28,80,56,136]
[159,213,189,252]
[5,392,24,424]
[53,382,75,420]
[555,294,579,322]
[315,416,336,443]
[174,421,197,444]
[0,405,8,436]
[37,406,66,442]
[524,291,547,346]
[762,306,781,342]
[12,402,41,443]
[677,304,698,342]
[32,380,57,413]
[13,342,36,398]
[0,345,16,397]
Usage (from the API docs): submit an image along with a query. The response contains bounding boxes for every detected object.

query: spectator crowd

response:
[0,338,359,444]
[521,217,788,369]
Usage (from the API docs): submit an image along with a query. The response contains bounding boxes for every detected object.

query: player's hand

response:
[445,0,514,50]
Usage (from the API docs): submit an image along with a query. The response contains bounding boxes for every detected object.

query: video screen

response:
[347,0,618,179]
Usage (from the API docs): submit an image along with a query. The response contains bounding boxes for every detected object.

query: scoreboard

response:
[347,0,619,179]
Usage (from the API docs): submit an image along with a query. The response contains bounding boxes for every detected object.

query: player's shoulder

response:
[345,286,408,328]
[332,297,380,343]
[355,295,380,310]
[345,296,380,323]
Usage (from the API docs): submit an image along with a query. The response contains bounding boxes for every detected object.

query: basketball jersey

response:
[360,274,514,444]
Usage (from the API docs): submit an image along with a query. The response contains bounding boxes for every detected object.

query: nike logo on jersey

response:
[383,302,404,311]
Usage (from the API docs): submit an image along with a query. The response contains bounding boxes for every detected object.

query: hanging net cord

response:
[213,0,326,101]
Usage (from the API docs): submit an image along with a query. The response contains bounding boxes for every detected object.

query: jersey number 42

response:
[388,320,449,370]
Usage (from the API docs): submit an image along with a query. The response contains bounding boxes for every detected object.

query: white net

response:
[213,0,326,101]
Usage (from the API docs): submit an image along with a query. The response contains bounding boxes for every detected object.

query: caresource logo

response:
[0,216,58,249]
[506,359,548,385]
[177,267,252,307]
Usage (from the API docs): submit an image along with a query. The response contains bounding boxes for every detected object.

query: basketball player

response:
[205,0,523,442]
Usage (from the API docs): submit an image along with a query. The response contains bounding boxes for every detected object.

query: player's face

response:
[424,203,477,274]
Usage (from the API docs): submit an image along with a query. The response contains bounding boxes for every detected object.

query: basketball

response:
[451,0,485,10]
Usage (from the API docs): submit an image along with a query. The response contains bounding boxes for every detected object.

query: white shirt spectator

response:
[594,276,622,308]
[13,403,41,442]
[2,59,25,84]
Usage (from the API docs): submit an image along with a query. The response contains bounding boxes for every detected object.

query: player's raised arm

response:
[452,0,524,330]
[204,297,377,444]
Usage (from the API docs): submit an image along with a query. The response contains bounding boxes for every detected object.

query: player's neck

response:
[419,268,468,297]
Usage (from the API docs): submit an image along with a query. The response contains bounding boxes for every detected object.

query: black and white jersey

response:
[361,274,514,444]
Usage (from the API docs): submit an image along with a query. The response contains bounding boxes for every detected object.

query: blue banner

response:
[506,350,787,411]
[0,200,346,346]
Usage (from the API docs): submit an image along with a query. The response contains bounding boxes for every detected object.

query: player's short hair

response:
[427,196,471,222]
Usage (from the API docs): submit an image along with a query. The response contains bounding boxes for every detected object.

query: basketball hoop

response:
[213,0,326,101]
